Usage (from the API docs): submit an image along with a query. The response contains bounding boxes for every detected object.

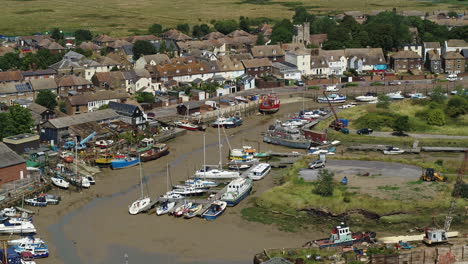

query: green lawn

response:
[0,0,465,35]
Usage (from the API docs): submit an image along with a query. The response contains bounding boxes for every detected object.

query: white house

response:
[134,54,171,69]
[83,57,121,81]
[310,55,330,77]
[320,50,347,76]
[423,42,442,62]
[403,44,424,58]
[444,39,468,53]
[215,55,245,80]
[272,62,302,80]
[123,69,160,94]
[285,49,311,76]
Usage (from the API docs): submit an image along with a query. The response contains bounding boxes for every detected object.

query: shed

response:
[2,133,40,154]
[0,142,27,184]
[176,101,205,115]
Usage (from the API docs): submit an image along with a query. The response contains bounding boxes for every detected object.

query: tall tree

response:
[51,28,63,40]
[313,169,334,197]
[176,23,190,34]
[392,115,410,133]
[133,40,157,60]
[239,16,250,32]
[149,24,163,36]
[74,29,93,43]
[214,20,238,34]
[256,33,265,45]
[292,7,314,24]
[0,106,34,139]
[270,19,293,44]
[35,90,58,110]
[0,53,21,71]
[199,24,211,36]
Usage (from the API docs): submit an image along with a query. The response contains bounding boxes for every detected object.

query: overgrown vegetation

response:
[0,106,34,140]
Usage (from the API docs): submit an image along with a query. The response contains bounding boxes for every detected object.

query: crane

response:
[64,132,97,150]
[444,151,467,231]
[323,91,344,131]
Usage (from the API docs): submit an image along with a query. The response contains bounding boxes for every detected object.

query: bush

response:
[376,95,391,109]
[460,184,468,199]
[345,83,359,87]
[313,169,334,197]
[354,112,399,130]
[426,109,446,126]
[370,82,384,86]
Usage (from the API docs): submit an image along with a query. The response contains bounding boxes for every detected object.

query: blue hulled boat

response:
[201,201,227,220]
[110,155,140,169]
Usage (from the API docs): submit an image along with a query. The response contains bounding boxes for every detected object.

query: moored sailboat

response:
[128,162,152,215]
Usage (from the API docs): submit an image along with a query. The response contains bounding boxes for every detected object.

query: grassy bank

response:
[243,157,467,233]
[315,100,468,136]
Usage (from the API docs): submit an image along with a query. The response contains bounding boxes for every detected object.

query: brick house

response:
[0,71,23,83]
[21,69,56,81]
[241,58,272,78]
[65,90,129,115]
[443,51,465,74]
[0,143,26,185]
[91,71,126,90]
[56,75,94,96]
[251,45,285,62]
[425,50,442,73]
[391,50,423,73]
[0,82,34,106]
[30,78,59,97]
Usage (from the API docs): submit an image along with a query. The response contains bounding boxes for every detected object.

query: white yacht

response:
[0,221,36,234]
[248,163,271,181]
[194,166,240,179]
[221,177,253,206]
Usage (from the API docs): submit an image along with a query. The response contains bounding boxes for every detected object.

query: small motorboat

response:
[161,191,184,200]
[110,154,140,170]
[156,200,176,215]
[95,154,113,167]
[173,201,192,217]
[9,236,45,246]
[201,200,227,220]
[259,93,280,113]
[59,152,73,163]
[0,220,36,234]
[174,120,203,131]
[317,94,347,104]
[128,197,151,215]
[172,187,206,196]
[194,166,240,179]
[355,95,378,102]
[140,144,169,162]
[85,175,96,185]
[20,251,36,264]
[383,146,405,155]
[24,195,49,207]
[184,203,203,219]
[1,207,18,218]
[50,176,70,189]
[408,92,427,99]
[12,241,49,258]
[386,91,404,100]
[95,140,114,148]
[228,164,251,170]
[69,176,91,188]
[184,178,218,188]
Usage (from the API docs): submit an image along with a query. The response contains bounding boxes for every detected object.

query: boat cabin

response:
[423,228,448,244]
[330,224,353,243]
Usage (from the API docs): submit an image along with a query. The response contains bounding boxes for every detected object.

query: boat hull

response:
[111,159,140,170]
[259,107,279,114]
[263,135,311,149]
[317,98,346,104]
[140,149,169,162]
[223,186,252,206]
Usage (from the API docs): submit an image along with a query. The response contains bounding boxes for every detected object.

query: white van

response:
[326,85,339,92]
[447,74,458,82]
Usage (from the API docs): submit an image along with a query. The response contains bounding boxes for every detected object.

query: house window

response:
[457,65,460,69]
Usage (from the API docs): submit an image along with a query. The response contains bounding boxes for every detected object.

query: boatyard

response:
[0,91,466,264]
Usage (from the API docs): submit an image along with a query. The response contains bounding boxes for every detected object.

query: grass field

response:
[315,100,468,136]
[0,0,466,36]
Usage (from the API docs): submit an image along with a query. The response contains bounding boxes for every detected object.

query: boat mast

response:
[139,157,144,199]
[203,132,206,179]
[217,109,222,169]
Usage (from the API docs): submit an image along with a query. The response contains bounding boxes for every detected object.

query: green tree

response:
[110,66,119,71]
[446,96,468,118]
[0,105,34,139]
[200,24,210,36]
[176,23,190,34]
[149,24,163,36]
[430,85,446,104]
[256,33,265,45]
[73,47,92,58]
[98,104,109,110]
[133,40,157,60]
[0,52,21,70]
[239,16,250,32]
[447,11,458,18]
[158,40,167,53]
[292,7,314,24]
[192,25,203,38]
[74,29,93,43]
[426,109,446,126]
[135,92,155,104]
[376,95,391,109]
[51,28,63,40]
[392,115,410,133]
[214,20,238,34]
[313,169,334,197]
[270,19,294,44]
[35,90,58,110]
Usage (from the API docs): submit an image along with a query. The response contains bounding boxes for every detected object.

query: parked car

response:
[295,80,304,86]
[357,128,373,135]
[389,81,401,86]
[308,160,325,169]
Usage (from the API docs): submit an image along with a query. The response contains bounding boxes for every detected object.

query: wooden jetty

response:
[421,147,468,152]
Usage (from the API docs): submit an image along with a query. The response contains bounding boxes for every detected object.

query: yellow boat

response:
[95,154,113,167]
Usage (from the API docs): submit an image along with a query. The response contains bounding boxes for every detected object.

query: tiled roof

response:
[30,78,58,91]
[281,43,305,52]
[424,42,441,49]
[426,50,441,61]
[141,54,171,65]
[309,34,328,45]
[177,40,224,51]
[49,58,83,70]
[241,58,272,68]
[21,69,56,76]
[320,49,345,61]
[227,30,252,38]
[96,56,120,66]
[28,102,48,114]
[446,39,468,48]
[127,35,160,43]
[310,55,329,68]
[79,41,100,50]
[67,90,129,105]
[345,48,386,64]
[0,71,23,82]
[93,71,125,86]
[257,23,272,36]
[0,143,25,168]
[202,31,226,40]
[94,34,115,43]
[56,75,92,87]
[443,51,464,60]
[162,29,192,41]
[108,101,139,115]
[47,109,119,128]
[108,39,132,49]
[391,50,422,59]
[251,45,285,58]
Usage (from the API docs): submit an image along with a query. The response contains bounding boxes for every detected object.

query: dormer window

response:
[379,58,383,62]
[312,62,315,65]
[188,68,191,72]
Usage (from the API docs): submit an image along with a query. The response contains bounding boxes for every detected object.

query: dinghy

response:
[50,176,69,189]
[201,201,227,220]
[156,200,176,215]
[184,203,203,219]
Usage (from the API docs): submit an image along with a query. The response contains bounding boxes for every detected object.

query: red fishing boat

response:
[259,94,280,113]
[303,223,376,248]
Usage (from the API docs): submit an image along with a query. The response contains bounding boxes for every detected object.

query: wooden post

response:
[1,240,7,264]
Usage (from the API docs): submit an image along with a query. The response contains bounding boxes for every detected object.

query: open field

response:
[0,0,467,35]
